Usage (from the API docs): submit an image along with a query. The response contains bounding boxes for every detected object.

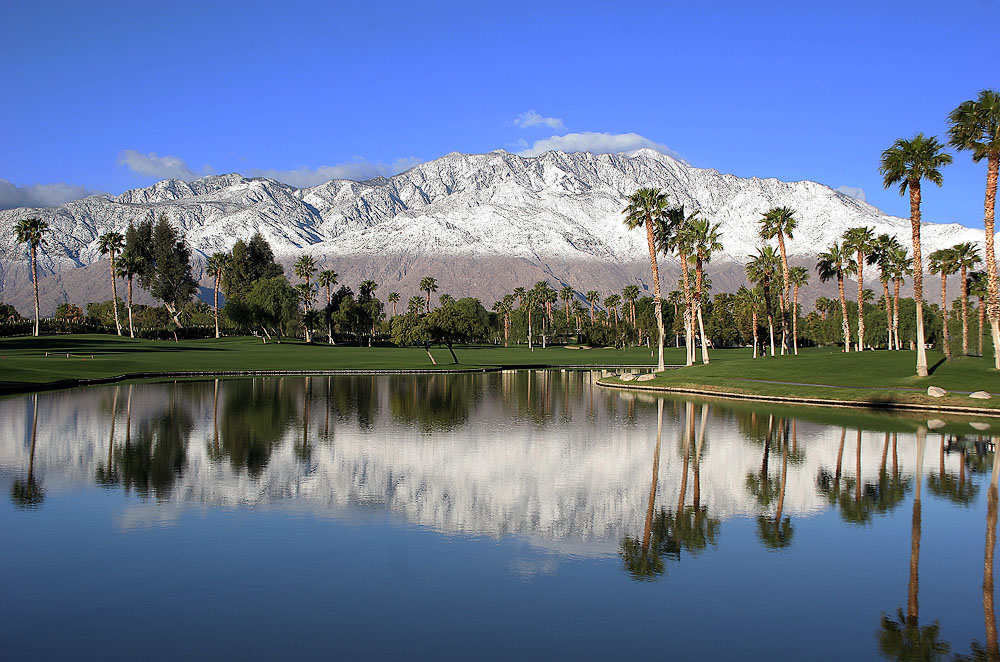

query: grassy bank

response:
[599,345,1000,412]
[0,334,663,393]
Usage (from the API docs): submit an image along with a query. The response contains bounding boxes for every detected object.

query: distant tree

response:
[969,270,989,356]
[420,276,438,310]
[929,247,959,360]
[318,269,338,344]
[116,248,143,338]
[951,242,982,356]
[586,290,600,323]
[788,266,809,354]
[407,295,424,316]
[221,233,283,299]
[387,291,400,317]
[244,276,299,342]
[746,247,781,356]
[622,284,640,327]
[560,286,575,325]
[880,133,953,376]
[55,302,86,324]
[294,282,316,342]
[425,297,491,363]
[758,206,798,353]
[817,242,856,352]
[689,214,723,364]
[843,226,876,350]
[207,252,230,339]
[98,231,125,335]
[126,214,197,341]
[13,217,50,336]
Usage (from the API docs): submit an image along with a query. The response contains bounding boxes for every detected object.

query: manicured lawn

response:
[0,334,663,393]
[602,344,1000,411]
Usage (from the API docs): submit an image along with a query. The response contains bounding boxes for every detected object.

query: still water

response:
[1,372,998,660]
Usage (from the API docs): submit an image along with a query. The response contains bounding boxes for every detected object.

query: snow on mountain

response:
[0,148,991,311]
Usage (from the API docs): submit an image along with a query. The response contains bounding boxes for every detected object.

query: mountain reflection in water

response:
[2,371,998,660]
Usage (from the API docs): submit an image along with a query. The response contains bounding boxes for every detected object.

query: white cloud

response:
[249,156,423,187]
[0,178,98,210]
[512,110,565,130]
[836,185,866,202]
[517,131,687,163]
[117,150,207,180]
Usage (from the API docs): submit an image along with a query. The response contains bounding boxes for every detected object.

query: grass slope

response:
[0,334,661,392]
[602,345,1000,411]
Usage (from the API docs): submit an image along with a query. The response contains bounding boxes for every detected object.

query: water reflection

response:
[3,372,1000,659]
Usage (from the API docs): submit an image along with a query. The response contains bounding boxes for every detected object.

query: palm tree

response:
[98,231,125,336]
[493,296,513,346]
[880,133,953,376]
[622,284,640,326]
[605,294,621,326]
[970,270,989,356]
[623,188,670,371]
[817,242,857,352]
[407,295,424,315]
[13,217,50,336]
[319,269,339,344]
[869,234,902,350]
[522,288,538,350]
[929,247,958,360]
[207,252,230,339]
[294,283,316,342]
[387,291,400,318]
[116,250,142,338]
[746,246,781,357]
[586,290,600,323]
[293,254,317,287]
[948,90,1000,368]
[689,215,723,364]
[560,286,574,325]
[843,226,876,351]
[735,286,762,358]
[788,266,809,355]
[951,242,982,356]
[419,276,438,310]
[758,206,797,353]
[657,206,695,365]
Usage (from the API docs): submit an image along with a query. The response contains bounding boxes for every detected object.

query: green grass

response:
[602,344,1000,412]
[0,334,661,393]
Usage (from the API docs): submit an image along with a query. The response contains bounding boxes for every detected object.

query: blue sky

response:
[1,0,998,227]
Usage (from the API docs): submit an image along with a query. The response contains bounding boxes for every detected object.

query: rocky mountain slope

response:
[0,148,989,314]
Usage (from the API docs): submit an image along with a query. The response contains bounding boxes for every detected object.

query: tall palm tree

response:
[788,266,809,355]
[758,206,797,353]
[116,250,142,338]
[880,133,953,376]
[970,270,989,356]
[622,285,640,326]
[689,216,723,364]
[98,231,125,336]
[586,290,600,323]
[605,294,621,326]
[735,285,762,358]
[387,291,400,317]
[419,276,438,310]
[951,242,982,356]
[948,89,1000,368]
[207,252,230,339]
[869,234,902,350]
[293,254,317,287]
[929,247,958,361]
[318,269,338,344]
[493,296,513,347]
[623,188,670,371]
[817,242,857,352]
[294,283,316,342]
[843,226,876,351]
[13,217,50,337]
[657,205,694,365]
[746,246,781,357]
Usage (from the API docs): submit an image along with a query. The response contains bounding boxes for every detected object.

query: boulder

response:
[620,373,637,382]
[637,373,657,382]
[927,419,946,430]
[926,386,947,398]
[601,370,612,378]
[971,422,992,431]
[970,391,992,400]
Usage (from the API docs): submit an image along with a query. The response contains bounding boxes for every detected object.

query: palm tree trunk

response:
[775,422,789,524]
[777,234,791,354]
[643,217,665,371]
[911,182,929,376]
[940,271,952,360]
[908,427,926,625]
[768,316,775,357]
[528,308,533,351]
[986,480,999,662]
[127,276,135,338]
[677,407,692,514]
[641,400,664,555]
[793,283,800,355]
[752,309,758,358]
[960,264,970,356]
[981,296,987,356]
[855,429,862,505]
[696,257,710,364]
[30,244,39,337]
[893,278,902,350]
[838,274,851,352]
[883,280,892,350]
[110,253,122,335]
[213,273,220,339]
[982,154,1000,369]
[856,252,866,351]
[680,250,694,366]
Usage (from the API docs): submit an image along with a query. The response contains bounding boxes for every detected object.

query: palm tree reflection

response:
[11,393,44,509]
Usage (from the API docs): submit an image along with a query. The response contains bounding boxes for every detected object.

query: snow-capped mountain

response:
[0,148,989,313]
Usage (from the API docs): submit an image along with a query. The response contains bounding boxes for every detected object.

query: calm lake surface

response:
[2,371,998,660]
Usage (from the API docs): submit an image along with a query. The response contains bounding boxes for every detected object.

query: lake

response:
[1,371,997,661]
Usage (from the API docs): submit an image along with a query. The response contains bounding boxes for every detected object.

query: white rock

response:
[927,386,947,397]
[620,373,637,382]
[971,422,992,431]
[927,419,946,430]
[970,391,992,400]
[636,373,657,382]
